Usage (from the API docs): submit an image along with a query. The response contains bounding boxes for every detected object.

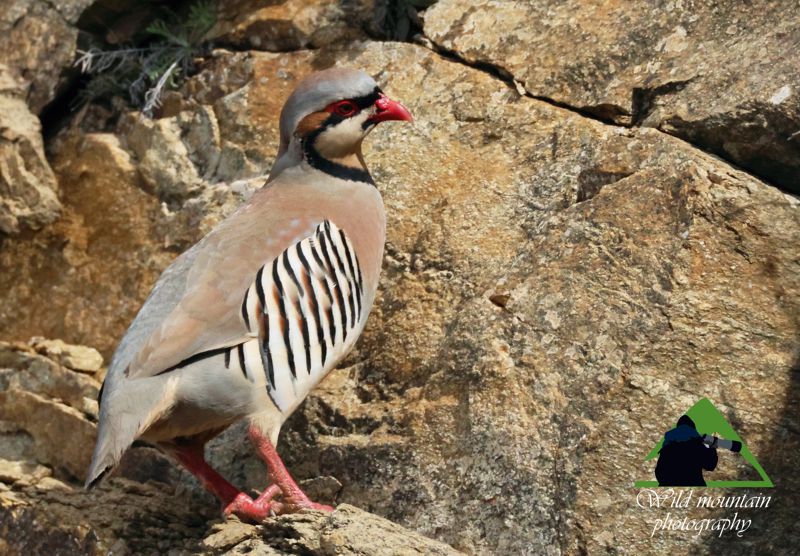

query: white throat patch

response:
[313,111,374,159]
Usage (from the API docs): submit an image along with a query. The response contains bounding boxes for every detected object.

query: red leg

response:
[172,444,278,522]
[173,444,240,505]
[248,425,333,513]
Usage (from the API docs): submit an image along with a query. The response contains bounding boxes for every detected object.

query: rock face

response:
[0,3,798,556]
[0,0,93,114]
[423,0,800,193]
[0,61,274,353]
[206,43,795,555]
[0,0,97,236]
[207,0,374,51]
[0,68,61,234]
[0,131,173,354]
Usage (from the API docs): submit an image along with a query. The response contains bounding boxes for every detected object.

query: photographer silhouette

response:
[655,415,718,486]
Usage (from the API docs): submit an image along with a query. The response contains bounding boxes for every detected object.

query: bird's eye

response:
[332,100,357,117]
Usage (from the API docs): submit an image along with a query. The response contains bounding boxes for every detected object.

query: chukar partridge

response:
[86,68,412,520]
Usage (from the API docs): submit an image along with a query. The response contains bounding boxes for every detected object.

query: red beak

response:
[368,94,413,123]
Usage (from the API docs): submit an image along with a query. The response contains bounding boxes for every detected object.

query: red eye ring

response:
[329,100,358,117]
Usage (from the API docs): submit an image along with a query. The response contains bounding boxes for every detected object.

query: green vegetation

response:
[74,0,216,115]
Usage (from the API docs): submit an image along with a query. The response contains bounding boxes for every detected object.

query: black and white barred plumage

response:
[234,220,365,412]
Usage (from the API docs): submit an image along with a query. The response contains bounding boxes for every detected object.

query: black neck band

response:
[302,129,375,186]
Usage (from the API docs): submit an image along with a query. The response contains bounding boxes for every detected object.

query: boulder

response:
[29,337,104,374]
[0,68,61,234]
[0,341,99,413]
[0,0,97,238]
[0,0,94,114]
[0,389,96,480]
[423,0,800,193]
[207,0,375,51]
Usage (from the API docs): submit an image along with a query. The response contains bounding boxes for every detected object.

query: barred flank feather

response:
[237,221,365,413]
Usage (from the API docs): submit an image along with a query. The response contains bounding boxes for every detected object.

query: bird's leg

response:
[247,424,334,513]
[172,443,277,522]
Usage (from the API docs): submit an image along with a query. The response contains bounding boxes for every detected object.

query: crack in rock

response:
[412,32,796,197]
[631,77,695,126]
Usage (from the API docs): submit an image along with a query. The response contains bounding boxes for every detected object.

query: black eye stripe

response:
[322,113,347,127]
[352,87,382,110]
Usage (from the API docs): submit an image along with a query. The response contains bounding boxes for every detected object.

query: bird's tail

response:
[85,417,126,489]
[85,374,177,488]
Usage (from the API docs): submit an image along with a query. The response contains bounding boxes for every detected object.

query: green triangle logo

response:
[634,398,773,488]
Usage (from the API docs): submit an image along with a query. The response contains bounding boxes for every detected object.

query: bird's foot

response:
[224,492,273,522]
[223,484,281,522]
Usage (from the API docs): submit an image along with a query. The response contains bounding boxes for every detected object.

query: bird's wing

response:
[121,192,325,380]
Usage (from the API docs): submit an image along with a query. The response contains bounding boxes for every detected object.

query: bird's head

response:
[271,68,412,182]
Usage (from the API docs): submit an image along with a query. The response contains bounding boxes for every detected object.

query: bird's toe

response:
[280,498,334,514]
[305,501,334,512]
[223,492,275,522]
